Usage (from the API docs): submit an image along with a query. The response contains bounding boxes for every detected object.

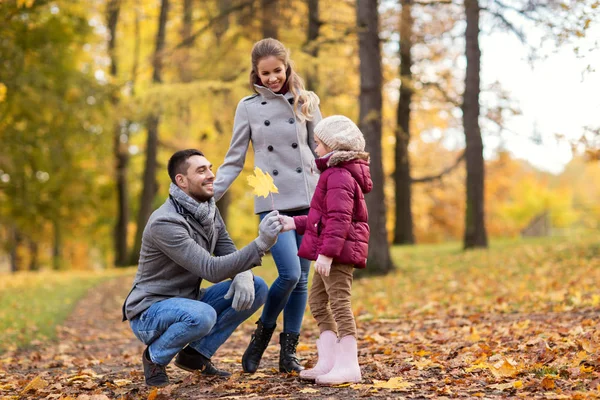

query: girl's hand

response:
[315,254,333,276]
[279,215,296,232]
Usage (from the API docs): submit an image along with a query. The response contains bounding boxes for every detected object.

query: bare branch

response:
[421,81,461,107]
[411,150,466,183]
[481,6,527,43]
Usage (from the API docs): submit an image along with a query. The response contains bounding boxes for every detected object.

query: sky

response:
[480,26,600,174]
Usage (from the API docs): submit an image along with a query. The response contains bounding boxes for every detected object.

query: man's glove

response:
[254,210,282,252]
[279,215,296,232]
[224,271,255,311]
[315,254,333,277]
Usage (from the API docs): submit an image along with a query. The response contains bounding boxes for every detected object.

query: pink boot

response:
[299,330,337,381]
[315,335,361,385]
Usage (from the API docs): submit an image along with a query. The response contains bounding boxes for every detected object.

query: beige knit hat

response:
[314,115,366,152]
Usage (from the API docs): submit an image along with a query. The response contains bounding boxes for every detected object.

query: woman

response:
[214,38,322,374]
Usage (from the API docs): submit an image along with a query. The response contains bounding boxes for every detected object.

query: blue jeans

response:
[259,209,311,334]
[130,277,268,366]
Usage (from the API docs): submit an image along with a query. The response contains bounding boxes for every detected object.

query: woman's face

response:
[256,56,286,93]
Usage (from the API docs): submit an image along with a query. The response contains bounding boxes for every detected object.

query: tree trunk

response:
[215,0,231,43]
[393,0,414,245]
[216,191,232,225]
[462,0,488,249]
[357,0,395,275]
[305,0,320,92]
[52,219,62,270]
[28,239,39,271]
[130,0,169,264]
[9,226,21,273]
[179,0,193,83]
[107,0,131,267]
[261,0,278,39]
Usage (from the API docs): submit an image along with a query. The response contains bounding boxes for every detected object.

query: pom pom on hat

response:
[314,115,366,152]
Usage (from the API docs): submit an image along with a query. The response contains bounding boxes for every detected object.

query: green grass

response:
[0,268,134,353]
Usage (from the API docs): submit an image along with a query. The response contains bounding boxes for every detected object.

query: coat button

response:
[291,143,298,148]
[268,145,274,151]
[288,118,295,124]
[261,101,267,105]
[264,120,270,126]
[296,167,302,173]
[273,169,279,176]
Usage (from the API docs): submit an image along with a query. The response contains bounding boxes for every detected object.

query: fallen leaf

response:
[21,375,48,394]
[299,388,319,393]
[489,358,519,378]
[541,376,556,390]
[112,379,132,387]
[372,377,414,390]
[147,388,158,400]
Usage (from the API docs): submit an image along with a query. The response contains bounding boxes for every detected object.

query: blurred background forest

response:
[0,0,598,274]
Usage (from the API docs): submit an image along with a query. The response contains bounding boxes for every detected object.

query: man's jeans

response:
[259,209,311,334]
[130,277,268,366]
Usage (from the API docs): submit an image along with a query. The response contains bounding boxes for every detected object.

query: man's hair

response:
[167,149,205,184]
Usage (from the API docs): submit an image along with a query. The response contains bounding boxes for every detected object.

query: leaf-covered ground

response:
[1,236,600,399]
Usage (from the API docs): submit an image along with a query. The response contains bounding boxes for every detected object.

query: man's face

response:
[176,155,215,203]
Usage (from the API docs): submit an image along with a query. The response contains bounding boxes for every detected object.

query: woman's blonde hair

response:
[249,38,319,122]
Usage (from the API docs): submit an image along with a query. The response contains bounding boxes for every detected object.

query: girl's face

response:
[314,137,332,157]
[256,56,286,93]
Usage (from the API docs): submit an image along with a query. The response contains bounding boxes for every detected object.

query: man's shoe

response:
[242,319,277,373]
[142,347,169,387]
[174,346,232,377]
[279,332,304,373]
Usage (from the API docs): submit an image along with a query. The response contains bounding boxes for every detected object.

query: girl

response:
[279,115,372,385]
[214,38,322,373]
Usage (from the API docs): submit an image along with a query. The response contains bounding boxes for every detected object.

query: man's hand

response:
[224,271,255,311]
[315,254,333,277]
[255,210,282,252]
[279,215,296,232]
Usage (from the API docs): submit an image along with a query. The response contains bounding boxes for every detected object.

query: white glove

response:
[315,254,333,277]
[224,271,255,311]
[279,215,296,232]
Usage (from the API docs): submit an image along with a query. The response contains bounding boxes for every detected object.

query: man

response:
[122,149,282,387]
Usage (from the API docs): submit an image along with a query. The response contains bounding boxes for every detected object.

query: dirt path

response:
[1,277,599,399]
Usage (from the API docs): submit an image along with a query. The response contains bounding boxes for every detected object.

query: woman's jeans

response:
[258,209,311,334]
[130,277,268,366]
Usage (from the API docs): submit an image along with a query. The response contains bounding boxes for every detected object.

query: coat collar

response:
[253,84,295,102]
[315,151,370,171]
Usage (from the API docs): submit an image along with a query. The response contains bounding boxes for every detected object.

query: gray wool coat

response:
[214,85,322,214]
[122,196,265,321]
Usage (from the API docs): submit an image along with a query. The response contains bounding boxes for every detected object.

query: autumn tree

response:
[357,0,395,275]
[130,0,170,264]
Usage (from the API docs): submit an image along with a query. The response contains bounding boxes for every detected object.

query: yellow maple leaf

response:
[489,358,519,378]
[21,375,48,394]
[0,83,6,102]
[247,167,278,198]
[372,377,414,390]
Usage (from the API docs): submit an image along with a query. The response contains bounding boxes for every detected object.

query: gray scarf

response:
[169,183,216,244]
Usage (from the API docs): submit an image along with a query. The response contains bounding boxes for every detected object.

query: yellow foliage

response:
[0,83,6,102]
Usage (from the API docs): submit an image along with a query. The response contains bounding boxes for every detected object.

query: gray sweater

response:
[122,197,264,321]
[214,85,322,214]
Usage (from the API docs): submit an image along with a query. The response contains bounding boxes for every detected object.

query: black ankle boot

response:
[279,332,304,373]
[242,320,276,373]
[174,346,231,377]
